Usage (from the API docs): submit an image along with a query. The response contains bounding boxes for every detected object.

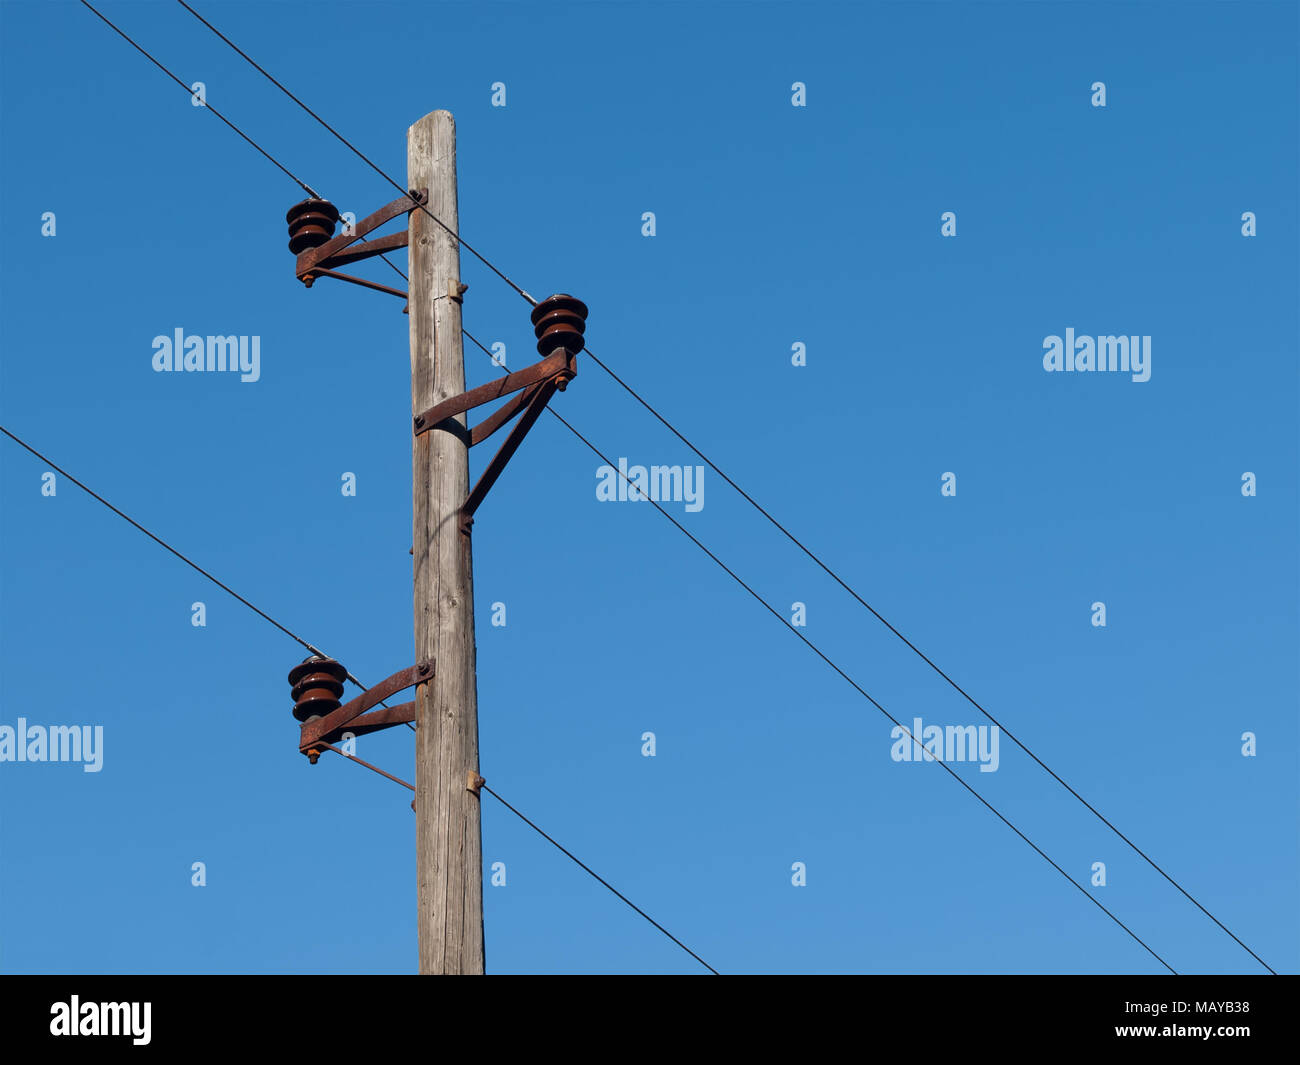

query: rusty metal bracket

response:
[317,701,416,743]
[287,189,427,302]
[412,348,576,438]
[408,294,588,536]
[297,658,434,757]
[467,771,485,796]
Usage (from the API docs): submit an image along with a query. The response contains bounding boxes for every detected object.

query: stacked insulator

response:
[288,656,348,763]
[285,198,340,255]
[531,294,588,357]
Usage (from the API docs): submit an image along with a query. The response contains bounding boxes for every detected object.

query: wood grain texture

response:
[408,110,484,975]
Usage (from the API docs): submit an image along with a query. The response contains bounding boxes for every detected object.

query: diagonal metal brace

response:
[304,267,409,301]
[299,658,434,754]
[459,375,561,534]
[469,381,545,447]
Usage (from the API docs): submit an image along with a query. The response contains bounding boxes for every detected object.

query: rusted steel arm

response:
[295,189,426,280]
[412,349,576,437]
[316,231,411,269]
[298,660,433,752]
[317,701,416,744]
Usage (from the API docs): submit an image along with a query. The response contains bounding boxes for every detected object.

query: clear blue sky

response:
[1,0,1295,975]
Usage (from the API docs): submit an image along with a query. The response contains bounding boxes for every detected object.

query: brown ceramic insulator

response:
[287,657,348,689]
[291,691,340,723]
[286,198,340,254]
[531,294,588,356]
[290,672,345,703]
[287,656,348,723]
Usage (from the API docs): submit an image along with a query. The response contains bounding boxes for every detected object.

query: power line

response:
[459,330,1178,975]
[175,0,537,306]
[312,741,720,975]
[481,784,720,975]
[575,348,1277,977]
[81,0,411,291]
[3,427,710,970]
[79,0,319,198]
[0,425,384,702]
[170,0,1273,975]
[548,410,1178,974]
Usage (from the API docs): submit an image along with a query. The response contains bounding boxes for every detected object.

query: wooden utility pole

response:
[408,109,485,975]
